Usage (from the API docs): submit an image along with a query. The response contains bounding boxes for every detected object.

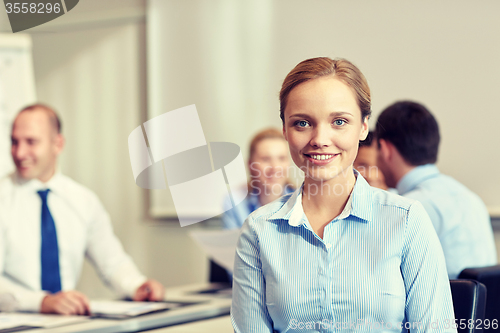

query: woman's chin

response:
[304,172,350,184]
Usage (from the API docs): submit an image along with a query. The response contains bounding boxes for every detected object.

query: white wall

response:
[148,0,500,215]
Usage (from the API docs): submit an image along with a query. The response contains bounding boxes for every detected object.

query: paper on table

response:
[189,229,241,272]
[90,300,178,318]
[0,312,88,330]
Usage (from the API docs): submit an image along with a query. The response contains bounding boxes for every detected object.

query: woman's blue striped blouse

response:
[231,174,456,333]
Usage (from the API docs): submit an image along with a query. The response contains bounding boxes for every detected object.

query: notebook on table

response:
[89,300,202,319]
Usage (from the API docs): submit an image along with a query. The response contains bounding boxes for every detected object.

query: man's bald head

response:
[17,104,62,135]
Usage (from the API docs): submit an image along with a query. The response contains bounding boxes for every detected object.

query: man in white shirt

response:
[0,104,165,315]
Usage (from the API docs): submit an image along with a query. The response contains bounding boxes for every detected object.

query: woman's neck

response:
[301,168,356,238]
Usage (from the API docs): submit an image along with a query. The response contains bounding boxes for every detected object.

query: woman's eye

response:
[295,120,310,128]
[334,119,346,126]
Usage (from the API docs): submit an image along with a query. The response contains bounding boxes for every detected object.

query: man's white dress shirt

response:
[0,173,146,312]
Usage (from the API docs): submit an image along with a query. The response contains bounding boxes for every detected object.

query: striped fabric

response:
[231,174,456,333]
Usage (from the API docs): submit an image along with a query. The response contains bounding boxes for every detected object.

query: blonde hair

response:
[279,57,371,123]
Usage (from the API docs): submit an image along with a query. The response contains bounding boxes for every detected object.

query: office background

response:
[0,0,499,299]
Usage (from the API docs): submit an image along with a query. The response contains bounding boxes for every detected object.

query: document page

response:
[90,300,180,319]
[0,313,87,330]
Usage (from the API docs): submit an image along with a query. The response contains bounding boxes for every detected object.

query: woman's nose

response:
[310,125,331,148]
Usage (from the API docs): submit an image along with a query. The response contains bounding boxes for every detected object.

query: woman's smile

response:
[303,153,339,165]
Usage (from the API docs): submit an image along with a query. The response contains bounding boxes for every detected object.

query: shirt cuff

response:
[13,289,48,312]
[118,275,148,298]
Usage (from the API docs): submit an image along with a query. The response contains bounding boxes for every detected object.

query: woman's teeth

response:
[310,154,334,160]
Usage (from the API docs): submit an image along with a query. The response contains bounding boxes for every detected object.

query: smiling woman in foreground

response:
[230,57,456,332]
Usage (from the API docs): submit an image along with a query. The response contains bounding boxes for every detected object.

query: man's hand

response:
[41,291,90,315]
[133,279,165,302]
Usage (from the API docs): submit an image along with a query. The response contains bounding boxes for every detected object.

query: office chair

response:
[209,260,231,284]
[450,279,487,333]
[459,265,500,332]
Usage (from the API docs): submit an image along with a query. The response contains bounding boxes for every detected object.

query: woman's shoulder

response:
[354,174,416,214]
[359,185,426,226]
[365,186,434,234]
[369,186,417,212]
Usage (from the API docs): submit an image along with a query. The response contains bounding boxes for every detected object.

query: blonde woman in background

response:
[222,128,295,229]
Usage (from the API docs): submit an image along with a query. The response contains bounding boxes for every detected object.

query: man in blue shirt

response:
[375,100,497,279]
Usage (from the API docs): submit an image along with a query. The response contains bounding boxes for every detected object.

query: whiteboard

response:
[147,1,500,218]
[0,34,36,178]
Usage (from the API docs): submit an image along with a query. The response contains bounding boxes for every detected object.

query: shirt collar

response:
[269,172,373,227]
[13,172,65,195]
[396,164,440,195]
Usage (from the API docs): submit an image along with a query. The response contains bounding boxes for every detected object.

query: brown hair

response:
[279,57,371,123]
[249,127,286,161]
[18,103,62,134]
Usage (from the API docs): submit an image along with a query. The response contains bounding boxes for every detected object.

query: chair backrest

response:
[209,259,231,284]
[450,279,487,333]
[459,265,500,332]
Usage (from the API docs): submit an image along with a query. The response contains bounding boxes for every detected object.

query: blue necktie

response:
[38,189,61,293]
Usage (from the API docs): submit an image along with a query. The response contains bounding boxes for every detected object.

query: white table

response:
[146,315,233,333]
[26,283,232,333]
